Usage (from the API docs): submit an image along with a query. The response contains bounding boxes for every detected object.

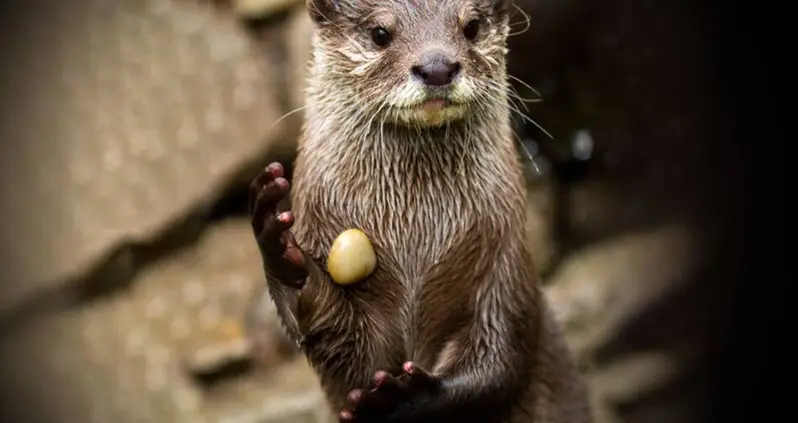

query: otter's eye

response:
[370,27,392,47]
[463,19,480,41]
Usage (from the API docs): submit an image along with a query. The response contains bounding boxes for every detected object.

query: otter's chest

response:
[292,168,488,278]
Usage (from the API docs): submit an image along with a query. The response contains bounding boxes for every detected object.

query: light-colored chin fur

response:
[382,75,479,127]
[389,104,469,127]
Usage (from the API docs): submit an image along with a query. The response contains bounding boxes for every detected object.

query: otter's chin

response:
[394,101,469,127]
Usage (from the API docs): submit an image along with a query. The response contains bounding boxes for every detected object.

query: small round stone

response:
[327,229,377,285]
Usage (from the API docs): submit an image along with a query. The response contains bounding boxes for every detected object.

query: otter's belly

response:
[294,201,478,357]
[290,176,494,384]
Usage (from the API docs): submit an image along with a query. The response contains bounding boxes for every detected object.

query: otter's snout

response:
[411,52,461,87]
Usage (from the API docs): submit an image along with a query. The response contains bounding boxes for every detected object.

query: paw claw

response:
[402,362,439,390]
[250,163,285,205]
[373,370,393,388]
[266,162,284,176]
[346,389,363,407]
[339,410,354,423]
[276,211,294,225]
[273,176,289,189]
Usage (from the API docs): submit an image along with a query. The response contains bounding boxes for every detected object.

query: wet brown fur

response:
[265,0,590,421]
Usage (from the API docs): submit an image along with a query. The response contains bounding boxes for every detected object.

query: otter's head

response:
[306,0,513,128]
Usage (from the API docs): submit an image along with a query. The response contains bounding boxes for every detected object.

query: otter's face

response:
[307,0,512,128]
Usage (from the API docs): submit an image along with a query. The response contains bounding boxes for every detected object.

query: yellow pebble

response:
[327,229,377,285]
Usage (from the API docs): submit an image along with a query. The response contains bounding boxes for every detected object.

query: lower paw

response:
[339,362,441,423]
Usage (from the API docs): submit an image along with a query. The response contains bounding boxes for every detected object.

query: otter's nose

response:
[411,54,461,87]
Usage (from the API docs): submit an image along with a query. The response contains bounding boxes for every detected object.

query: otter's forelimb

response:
[248,162,323,344]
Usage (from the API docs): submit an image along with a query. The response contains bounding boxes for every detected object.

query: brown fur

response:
[256,0,590,421]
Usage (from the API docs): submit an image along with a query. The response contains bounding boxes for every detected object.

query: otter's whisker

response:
[508,4,532,37]
[508,95,529,116]
[507,74,543,98]
[306,3,343,30]
[507,103,554,140]
[477,82,552,140]
[291,59,313,79]
[483,79,540,110]
[505,84,539,111]
[509,86,544,105]
[269,104,311,129]
[514,132,543,175]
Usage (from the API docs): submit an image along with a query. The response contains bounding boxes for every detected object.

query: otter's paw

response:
[249,162,306,288]
[339,362,441,423]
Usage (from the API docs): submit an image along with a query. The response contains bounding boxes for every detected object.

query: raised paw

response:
[339,362,441,423]
[249,162,306,288]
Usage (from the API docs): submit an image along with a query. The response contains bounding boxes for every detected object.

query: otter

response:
[248,0,590,422]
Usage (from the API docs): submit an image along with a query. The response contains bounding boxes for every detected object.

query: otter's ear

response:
[306,0,339,24]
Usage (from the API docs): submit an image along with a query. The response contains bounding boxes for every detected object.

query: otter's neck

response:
[301,97,515,178]
[295,91,526,270]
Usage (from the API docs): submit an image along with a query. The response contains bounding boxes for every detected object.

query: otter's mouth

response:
[385,94,469,127]
[420,98,452,110]
[394,97,467,127]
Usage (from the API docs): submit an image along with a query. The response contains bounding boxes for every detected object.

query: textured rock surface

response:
[544,224,699,362]
[232,0,302,18]
[2,301,209,423]
[541,225,701,423]
[0,0,287,315]
[0,220,332,423]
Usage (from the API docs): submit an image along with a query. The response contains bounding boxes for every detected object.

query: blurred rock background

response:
[0,0,748,423]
